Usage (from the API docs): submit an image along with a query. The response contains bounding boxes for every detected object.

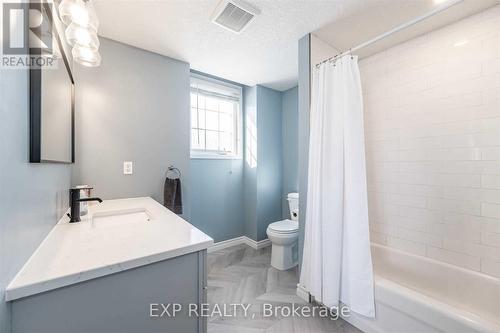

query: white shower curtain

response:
[299,55,375,317]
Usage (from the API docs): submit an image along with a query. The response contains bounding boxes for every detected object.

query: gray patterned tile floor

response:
[207,244,363,333]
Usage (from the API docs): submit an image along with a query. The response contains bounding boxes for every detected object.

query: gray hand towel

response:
[163,177,182,214]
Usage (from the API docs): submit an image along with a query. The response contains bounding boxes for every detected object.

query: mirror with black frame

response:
[30,1,75,164]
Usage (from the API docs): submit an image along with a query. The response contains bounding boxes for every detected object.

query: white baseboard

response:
[243,237,271,250]
[207,236,246,253]
[208,236,271,253]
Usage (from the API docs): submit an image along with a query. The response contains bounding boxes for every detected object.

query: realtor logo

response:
[1,1,56,68]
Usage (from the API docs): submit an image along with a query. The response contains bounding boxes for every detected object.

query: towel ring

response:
[167,165,181,179]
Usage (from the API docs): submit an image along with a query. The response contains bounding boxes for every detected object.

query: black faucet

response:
[69,188,103,223]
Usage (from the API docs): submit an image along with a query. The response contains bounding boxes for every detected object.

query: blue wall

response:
[281,87,299,218]
[243,86,258,240]
[0,66,72,333]
[243,85,285,242]
[190,159,244,242]
[73,38,192,221]
[189,72,298,243]
[188,73,247,243]
[255,86,283,241]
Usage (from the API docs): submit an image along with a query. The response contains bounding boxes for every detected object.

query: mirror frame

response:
[29,1,75,164]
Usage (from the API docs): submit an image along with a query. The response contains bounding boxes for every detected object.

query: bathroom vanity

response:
[5,197,213,333]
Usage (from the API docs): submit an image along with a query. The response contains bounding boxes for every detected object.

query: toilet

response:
[266,193,299,270]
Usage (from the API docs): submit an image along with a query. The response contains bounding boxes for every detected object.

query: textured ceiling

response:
[93,0,499,91]
[92,0,385,91]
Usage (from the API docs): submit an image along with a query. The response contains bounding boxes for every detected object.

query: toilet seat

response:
[267,219,298,234]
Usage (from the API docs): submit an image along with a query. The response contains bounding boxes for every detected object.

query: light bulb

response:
[65,22,99,50]
[58,0,88,26]
[72,45,101,67]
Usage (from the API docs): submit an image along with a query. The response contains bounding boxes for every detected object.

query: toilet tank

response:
[287,193,299,221]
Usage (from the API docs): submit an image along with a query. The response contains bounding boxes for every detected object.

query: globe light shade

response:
[84,0,99,32]
[58,0,87,26]
[72,45,101,67]
[65,22,100,50]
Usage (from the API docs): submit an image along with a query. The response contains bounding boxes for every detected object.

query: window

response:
[190,75,242,159]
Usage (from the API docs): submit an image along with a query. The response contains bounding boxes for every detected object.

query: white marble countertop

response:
[5,197,213,301]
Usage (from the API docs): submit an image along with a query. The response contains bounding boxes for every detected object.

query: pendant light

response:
[59,0,101,67]
[58,0,87,26]
[65,22,100,50]
[72,45,101,67]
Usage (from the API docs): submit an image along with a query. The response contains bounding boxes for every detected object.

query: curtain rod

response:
[316,0,464,67]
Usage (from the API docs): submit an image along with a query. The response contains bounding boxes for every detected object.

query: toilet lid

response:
[268,220,298,233]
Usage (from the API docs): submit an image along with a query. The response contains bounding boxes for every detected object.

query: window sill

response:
[190,153,242,160]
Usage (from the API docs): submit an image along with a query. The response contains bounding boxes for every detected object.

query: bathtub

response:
[344,244,500,333]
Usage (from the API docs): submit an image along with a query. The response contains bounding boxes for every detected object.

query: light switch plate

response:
[123,161,133,175]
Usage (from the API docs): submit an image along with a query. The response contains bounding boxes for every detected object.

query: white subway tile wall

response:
[360,5,500,278]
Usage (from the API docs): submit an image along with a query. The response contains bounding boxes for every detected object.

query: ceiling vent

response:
[211,0,261,33]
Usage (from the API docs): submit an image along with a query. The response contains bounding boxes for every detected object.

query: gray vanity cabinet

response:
[10,250,207,333]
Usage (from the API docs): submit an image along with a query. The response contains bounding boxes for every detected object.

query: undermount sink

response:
[91,208,153,227]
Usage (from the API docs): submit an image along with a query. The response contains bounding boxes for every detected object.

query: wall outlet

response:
[123,161,133,175]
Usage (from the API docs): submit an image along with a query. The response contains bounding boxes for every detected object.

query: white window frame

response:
[190,73,243,160]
